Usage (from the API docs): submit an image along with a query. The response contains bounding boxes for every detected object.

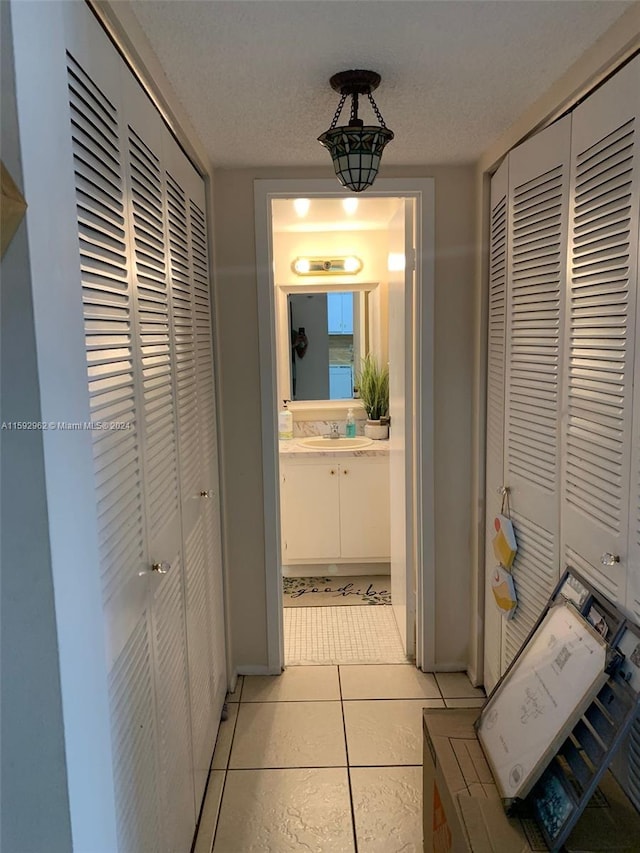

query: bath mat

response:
[283,576,391,607]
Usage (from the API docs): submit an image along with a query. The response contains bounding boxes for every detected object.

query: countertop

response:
[279,439,390,459]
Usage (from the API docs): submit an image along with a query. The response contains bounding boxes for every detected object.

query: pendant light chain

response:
[349,93,359,123]
[367,92,388,129]
[328,93,348,129]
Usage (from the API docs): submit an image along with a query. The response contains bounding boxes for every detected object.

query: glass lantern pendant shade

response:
[318,70,394,193]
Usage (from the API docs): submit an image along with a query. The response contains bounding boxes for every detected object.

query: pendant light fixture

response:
[318,69,394,193]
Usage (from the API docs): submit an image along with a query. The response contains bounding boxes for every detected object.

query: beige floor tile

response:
[444,697,485,708]
[213,768,355,852]
[435,672,485,699]
[242,666,340,702]
[193,771,225,853]
[229,700,347,768]
[350,766,423,853]
[339,664,440,700]
[210,702,239,770]
[225,676,244,703]
[344,699,443,766]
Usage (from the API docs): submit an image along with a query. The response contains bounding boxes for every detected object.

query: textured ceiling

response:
[127,0,633,168]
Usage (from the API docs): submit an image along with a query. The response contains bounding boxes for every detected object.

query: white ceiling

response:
[127,0,633,169]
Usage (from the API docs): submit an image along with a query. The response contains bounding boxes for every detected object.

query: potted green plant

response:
[355,353,389,439]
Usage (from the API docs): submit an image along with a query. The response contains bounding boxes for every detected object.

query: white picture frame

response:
[477,601,608,799]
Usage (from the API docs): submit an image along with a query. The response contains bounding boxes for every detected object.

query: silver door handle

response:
[600,553,620,566]
[200,490,213,498]
[139,561,171,577]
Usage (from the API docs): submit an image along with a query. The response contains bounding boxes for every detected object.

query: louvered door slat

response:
[506,161,565,495]
[562,56,639,603]
[502,511,557,669]
[67,53,147,624]
[151,558,194,853]
[127,125,180,549]
[109,616,161,853]
[184,517,215,808]
[483,161,508,693]
[167,173,201,500]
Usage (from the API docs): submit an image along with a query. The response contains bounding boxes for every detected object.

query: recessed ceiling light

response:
[293,198,310,217]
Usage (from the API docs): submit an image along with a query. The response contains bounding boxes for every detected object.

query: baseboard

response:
[236,664,283,676]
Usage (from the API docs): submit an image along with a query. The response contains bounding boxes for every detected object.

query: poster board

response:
[477,601,608,800]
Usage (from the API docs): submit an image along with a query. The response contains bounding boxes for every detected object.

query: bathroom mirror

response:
[276,281,383,405]
[288,291,361,401]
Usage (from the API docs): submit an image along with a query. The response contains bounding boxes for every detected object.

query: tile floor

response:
[284,605,409,665]
[194,667,485,853]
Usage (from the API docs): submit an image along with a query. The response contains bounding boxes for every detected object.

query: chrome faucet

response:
[329,422,340,439]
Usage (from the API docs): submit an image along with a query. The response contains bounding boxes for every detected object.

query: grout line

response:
[208,695,242,852]
[338,666,360,853]
[218,763,349,771]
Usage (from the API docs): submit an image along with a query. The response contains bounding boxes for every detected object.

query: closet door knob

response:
[200,490,212,498]
[139,561,171,577]
[330,469,336,476]
[343,469,349,475]
[600,553,620,566]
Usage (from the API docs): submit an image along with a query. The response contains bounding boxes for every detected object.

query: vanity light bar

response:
[291,256,363,276]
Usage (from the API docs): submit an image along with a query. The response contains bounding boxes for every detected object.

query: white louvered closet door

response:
[561,56,640,605]
[628,232,640,622]
[120,71,196,853]
[502,116,571,670]
[483,159,508,693]
[63,14,163,852]
[164,132,222,812]
[191,191,227,705]
[63,3,225,850]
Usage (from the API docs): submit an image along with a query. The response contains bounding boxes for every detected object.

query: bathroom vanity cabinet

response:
[280,455,390,563]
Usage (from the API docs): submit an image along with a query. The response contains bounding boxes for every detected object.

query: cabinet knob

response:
[600,553,620,567]
[200,490,212,498]
[330,469,336,475]
[343,469,349,475]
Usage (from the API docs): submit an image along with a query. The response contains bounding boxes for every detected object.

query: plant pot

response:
[364,419,389,440]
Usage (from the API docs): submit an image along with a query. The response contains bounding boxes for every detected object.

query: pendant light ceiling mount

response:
[329,69,382,97]
[318,68,394,194]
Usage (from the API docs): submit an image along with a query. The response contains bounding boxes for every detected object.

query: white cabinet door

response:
[280,460,341,561]
[339,457,390,559]
[561,56,640,605]
[484,159,508,693]
[502,116,571,671]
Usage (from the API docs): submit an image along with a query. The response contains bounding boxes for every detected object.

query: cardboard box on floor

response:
[423,709,640,853]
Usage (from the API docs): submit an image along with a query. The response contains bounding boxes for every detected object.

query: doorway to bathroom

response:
[254,178,435,671]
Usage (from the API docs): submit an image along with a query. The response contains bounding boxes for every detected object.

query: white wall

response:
[0,3,73,849]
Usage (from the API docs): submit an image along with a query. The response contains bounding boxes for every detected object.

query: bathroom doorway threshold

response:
[284,606,410,666]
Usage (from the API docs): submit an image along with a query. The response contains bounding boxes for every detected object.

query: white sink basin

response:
[297,436,373,450]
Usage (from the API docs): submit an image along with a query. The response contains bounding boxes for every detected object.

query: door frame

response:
[254,178,435,672]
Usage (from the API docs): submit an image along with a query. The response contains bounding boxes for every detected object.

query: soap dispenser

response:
[346,407,356,437]
[279,400,293,440]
